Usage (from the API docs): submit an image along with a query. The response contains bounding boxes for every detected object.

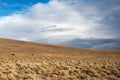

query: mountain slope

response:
[0,38,120,59]
[0,38,120,53]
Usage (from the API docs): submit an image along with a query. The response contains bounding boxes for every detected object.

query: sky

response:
[0,0,120,49]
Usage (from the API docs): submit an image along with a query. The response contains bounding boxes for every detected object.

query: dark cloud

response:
[58,0,120,49]
[63,0,120,39]
[61,38,120,49]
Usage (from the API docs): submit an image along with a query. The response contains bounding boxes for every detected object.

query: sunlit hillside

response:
[0,38,120,80]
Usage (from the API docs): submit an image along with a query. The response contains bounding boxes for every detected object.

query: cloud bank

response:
[0,0,120,49]
[62,38,120,49]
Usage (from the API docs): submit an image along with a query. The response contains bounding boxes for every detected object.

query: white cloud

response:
[0,0,118,44]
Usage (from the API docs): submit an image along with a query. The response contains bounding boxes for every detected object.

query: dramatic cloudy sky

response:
[0,0,120,49]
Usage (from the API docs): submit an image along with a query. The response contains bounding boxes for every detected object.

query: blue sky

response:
[0,0,49,16]
[0,0,120,49]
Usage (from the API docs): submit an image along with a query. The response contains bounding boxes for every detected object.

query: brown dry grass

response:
[0,38,120,80]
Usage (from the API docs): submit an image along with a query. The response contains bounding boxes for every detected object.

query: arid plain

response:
[0,38,120,80]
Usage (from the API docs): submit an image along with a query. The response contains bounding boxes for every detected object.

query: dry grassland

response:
[0,38,120,80]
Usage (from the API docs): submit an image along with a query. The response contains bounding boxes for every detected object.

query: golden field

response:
[0,38,120,80]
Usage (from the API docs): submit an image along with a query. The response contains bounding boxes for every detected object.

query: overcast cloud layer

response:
[0,0,120,49]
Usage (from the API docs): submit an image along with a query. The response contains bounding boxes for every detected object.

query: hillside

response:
[0,38,120,80]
